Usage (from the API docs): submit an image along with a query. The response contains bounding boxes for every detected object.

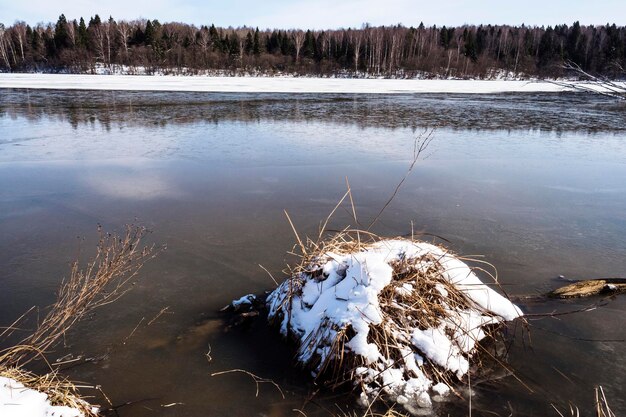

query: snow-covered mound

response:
[0,376,86,417]
[267,239,522,414]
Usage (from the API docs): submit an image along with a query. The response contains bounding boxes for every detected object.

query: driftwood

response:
[549,279,626,299]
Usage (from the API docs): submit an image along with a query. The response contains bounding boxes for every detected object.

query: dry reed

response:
[0,224,156,415]
[552,386,616,417]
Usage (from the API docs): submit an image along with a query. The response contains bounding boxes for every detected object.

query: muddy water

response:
[1,90,625,416]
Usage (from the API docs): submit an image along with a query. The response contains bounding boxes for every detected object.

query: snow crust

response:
[267,239,522,414]
[0,73,568,93]
[0,376,84,417]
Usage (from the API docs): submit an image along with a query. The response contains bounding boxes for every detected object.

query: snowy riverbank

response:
[0,376,88,417]
[0,73,569,93]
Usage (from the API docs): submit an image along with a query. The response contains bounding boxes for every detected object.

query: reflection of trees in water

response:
[0,91,624,133]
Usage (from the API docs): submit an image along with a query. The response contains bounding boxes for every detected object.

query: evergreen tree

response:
[244,32,253,54]
[279,31,290,55]
[523,29,534,55]
[464,29,478,62]
[267,30,279,54]
[476,26,486,55]
[131,25,145,45]
[145,20,155,45]
[88,15,101,28]
[54,14,69,50]
[565,21,583,65]
[30,28,40,53]
[603,24,623,65]
[538,26,556,68]
[229,32,240,56]
[315,31,325,61]
[440,26,450,49]
[304,30,314,58]
[78,18,88,47]
[253,28,261,55]
[209,24,220,46]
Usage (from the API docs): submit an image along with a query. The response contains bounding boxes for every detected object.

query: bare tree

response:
[67,20,77,47]
[351,30,362,74]
[292,30,304,63]
[13,22,27,63]
[91,24,106,63]
[117,21,132,58]
[0,24,12,68]
[197,27,211,66]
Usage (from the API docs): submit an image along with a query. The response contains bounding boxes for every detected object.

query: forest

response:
[0,15,624,78]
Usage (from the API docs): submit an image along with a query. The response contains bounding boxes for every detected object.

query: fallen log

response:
[549,278,626,298]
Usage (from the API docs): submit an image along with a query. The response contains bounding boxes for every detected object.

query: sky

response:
[0,0,624,29]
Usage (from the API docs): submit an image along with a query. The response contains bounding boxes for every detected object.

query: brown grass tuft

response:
[0,224,156,415]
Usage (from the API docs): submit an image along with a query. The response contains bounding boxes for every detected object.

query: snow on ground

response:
[0,73,568,93]
[0,376,84,417]
[266,239,523,414]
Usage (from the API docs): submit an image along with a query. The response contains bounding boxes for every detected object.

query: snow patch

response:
[0,376,86,417]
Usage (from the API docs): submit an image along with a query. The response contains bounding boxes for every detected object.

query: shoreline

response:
[0,73,568,94]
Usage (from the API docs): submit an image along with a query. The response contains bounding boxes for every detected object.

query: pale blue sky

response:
[0,0,624,28]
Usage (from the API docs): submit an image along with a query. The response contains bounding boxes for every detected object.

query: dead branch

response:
[210,369,285,399]
[549,61,626,100]
[367,129,434,230]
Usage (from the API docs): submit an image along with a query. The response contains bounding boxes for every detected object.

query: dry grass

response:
[0,224,156,415]
[552,386,616,417]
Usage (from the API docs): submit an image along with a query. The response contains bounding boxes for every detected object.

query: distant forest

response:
[0,15,624,78]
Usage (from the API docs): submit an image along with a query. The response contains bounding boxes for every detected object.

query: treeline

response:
[0,15,624,78]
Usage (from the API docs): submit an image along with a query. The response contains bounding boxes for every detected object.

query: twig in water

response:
[161,402,185,408]
[123,317,145,344]
[259,264,279,286]
[147,307,171,326]
[595,386,616,417]
[205,344,213,363]
[551,403,580,417]
[367,130,434,231]
[210,369,285,399]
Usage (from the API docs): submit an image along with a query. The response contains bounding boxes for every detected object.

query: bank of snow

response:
[0,376,86,417]
[266,238,522,414]
[0,73,568,93]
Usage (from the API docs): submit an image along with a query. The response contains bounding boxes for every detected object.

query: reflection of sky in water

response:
[0,91,625,416]
[81,159,184,200]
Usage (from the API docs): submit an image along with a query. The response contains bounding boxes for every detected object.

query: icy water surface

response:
[1,90,625,416]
